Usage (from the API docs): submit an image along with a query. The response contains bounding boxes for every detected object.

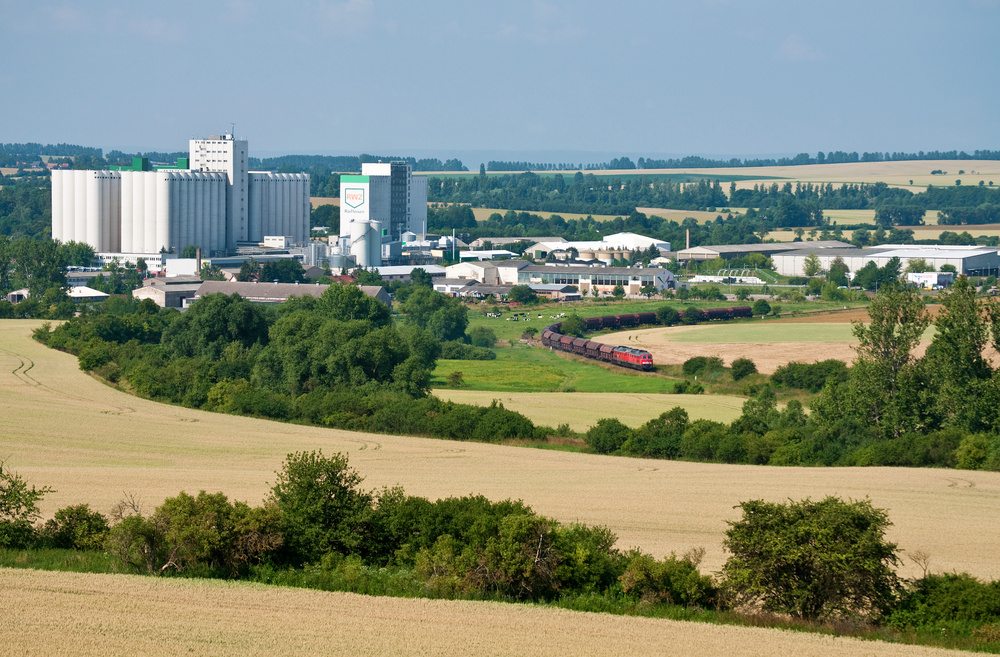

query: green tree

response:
[401,286,468,341]
[509,284,538,304]
[612,283,625,299]
[559,314,585,337]
[656,305,680,326]
[181,245,199,259]
[409,267,432,288]
[751,299,771,316]
[269,451,375,565]
[802,253,823,277]
[0,460,53,548]
[260,259,306,283]
[731,357,757,381]
[827,256,850,287]
[585,418,633,454]
[721,497,900,621]
[237,258,261,282]
[40,504,109,550]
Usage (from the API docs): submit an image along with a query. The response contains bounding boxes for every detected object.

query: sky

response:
[2,0,998,164]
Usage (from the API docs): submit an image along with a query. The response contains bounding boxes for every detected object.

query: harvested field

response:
[1,320,999,582]
[596,310,946,374]
[434,390,746,431]
[1,569,975,657]
[310,196,338,208]
[594,324,860,374]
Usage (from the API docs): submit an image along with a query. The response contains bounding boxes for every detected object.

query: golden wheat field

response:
[434,390,746,431]
[1,569,980,657]
[2,319,999,583]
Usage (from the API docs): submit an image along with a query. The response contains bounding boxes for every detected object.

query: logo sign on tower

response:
[344,188,365,209]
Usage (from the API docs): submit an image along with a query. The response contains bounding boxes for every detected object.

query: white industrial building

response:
[772,245,1000,277]
[525,232,670,262]
[517,264,675,296]
[52,134,310,259]
[334,162,428,269]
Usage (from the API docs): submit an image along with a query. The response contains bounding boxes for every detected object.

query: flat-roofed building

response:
[772,244,1000,277]
[517,264,674,296]
[677,241,851,262]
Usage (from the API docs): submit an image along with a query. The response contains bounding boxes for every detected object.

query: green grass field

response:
[432,345,675,393]
[465,299,870,344]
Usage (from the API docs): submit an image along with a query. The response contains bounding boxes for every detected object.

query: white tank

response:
[350,220,369,267]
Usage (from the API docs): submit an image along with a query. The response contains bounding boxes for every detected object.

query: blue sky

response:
[2,0,998,163]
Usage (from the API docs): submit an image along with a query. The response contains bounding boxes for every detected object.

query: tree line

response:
[35,284,540,443]
[487,149,1000,172]
[429,171,729,215]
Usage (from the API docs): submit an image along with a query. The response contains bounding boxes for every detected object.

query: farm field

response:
[310,196,338,208]
[598,320,862,374]
[2,570,975,657]
[2,318,999,582]
[434,390,744,431]
[431,345,676,394]
[585,159,1000,192]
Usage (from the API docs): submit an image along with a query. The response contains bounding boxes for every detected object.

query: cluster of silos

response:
[247,172,310,244]
[118,171,227,254]
[51,170,121,252]
[347,219,382,268]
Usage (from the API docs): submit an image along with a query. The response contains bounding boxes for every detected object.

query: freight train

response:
[540,307,752,371]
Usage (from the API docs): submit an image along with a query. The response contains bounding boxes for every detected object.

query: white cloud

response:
[776,34,825,62]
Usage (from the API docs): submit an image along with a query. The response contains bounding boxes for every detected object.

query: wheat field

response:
[435,390,746,431]
[3,319,1000,655]
[2,319,998,581]
[3,568,980,657]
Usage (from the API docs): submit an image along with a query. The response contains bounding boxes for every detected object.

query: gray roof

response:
[522,264,666,275]
[194,281,388,304]
[680,241,852,256]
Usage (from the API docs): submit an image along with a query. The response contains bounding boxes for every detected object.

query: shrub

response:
[467,326,497,348]
[682,356,723,377]
[681,307,703,324]
[619,551,717,608]
[440,341,496,360]
[771,360,848,392]
[269,451,375,565]
[890,573,1000,629]
[721,496,900,621]
[730,358,757,381]
[751,299,771,316]
[656,305,680,326]
[585,418,633,454]
[40,504,109,550]
[0,461,52,549]
[956,433,994,470]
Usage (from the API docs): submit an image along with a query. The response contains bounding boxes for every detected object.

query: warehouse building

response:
[517,264,674,296]
[771,245,1000,277]
[676,241,851,262]
[52,134,310,258]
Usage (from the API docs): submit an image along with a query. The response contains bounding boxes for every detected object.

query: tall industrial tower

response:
[189,134,249,249]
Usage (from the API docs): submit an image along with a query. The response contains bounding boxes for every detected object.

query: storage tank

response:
[349,220,369,267]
